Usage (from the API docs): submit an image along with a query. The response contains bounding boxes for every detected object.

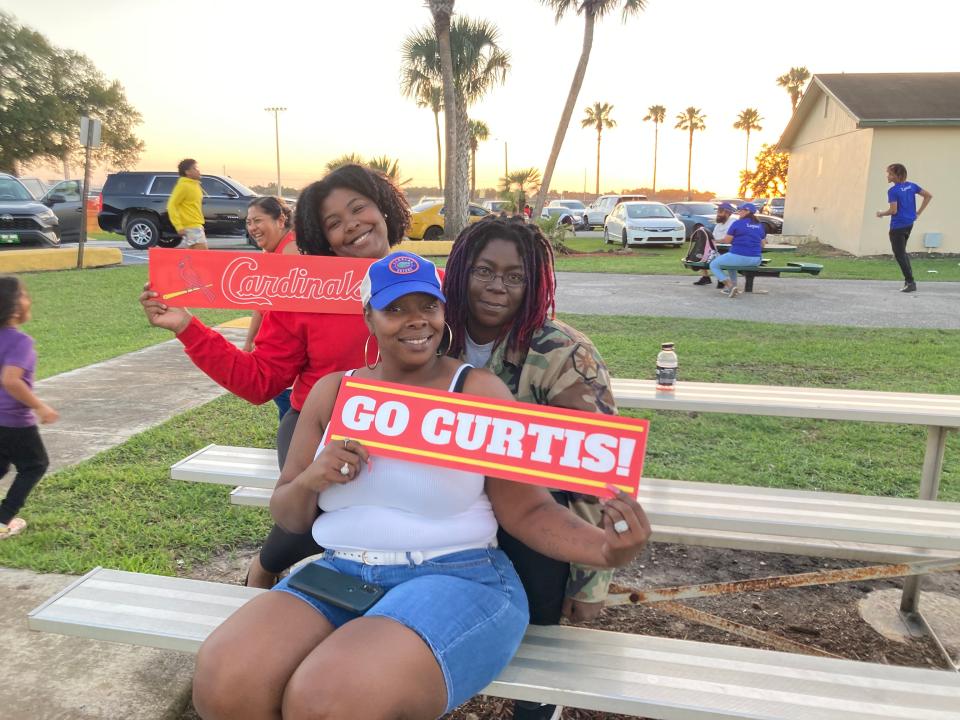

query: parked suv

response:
[585,194,648,228]
[98,171,259,249]
[0,173,61,249]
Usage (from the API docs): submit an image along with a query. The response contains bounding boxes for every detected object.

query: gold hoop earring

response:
[364,334,381,369]
[436,322,453,356]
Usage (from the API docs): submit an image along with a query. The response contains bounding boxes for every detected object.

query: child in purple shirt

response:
[0,275,58,539]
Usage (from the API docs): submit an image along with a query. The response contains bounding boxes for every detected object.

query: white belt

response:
[328,542,496,566]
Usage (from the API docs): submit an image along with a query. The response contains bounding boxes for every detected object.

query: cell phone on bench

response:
[287,563,386,613]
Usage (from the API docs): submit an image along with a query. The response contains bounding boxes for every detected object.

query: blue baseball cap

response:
[738,202,758,213]
[717,202,737,212]
[360,251,445,310]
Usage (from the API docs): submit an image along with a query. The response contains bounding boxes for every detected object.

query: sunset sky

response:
[7,0,958,196]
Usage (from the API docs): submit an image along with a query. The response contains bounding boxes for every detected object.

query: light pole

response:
[493,137,509,179]
[264,106,286,196]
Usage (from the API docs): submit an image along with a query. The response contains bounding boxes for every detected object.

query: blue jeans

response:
[709,252,761,283]
[274,547,529,713]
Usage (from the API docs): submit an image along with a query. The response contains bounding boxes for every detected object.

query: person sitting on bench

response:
[191,251,651,720]
[693,201,738,287]
[709,202,767,298]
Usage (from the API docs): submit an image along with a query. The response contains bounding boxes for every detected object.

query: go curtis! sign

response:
[326,377,649,498]
[148,249,372,314]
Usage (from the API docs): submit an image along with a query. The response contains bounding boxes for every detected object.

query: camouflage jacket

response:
[486,318,616,604]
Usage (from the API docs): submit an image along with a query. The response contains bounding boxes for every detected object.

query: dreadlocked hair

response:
[444,217,556,359]
[0,275,24,327]
[294,164,410,256]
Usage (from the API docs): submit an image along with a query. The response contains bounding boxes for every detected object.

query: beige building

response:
[778,73,959,256]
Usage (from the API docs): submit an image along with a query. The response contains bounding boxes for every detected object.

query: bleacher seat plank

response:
[29,569,960,720]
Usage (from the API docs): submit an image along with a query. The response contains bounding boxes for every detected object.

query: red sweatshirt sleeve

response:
[176,314,305,405]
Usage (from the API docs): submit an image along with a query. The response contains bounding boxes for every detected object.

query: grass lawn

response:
[554,236,960,281]
[23,265,245,379]
[1,313,957,574]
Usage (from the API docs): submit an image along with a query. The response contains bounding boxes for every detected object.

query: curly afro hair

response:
[294,164,410,256]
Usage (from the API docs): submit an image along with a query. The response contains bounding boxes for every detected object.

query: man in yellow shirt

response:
[167,158,207,250]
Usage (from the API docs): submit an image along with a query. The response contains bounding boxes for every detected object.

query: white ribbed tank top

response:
[311,365,498,552]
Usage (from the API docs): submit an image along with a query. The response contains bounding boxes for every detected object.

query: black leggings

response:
[889,225,914,283]
[258,409,324,574]
[0,425,49,525]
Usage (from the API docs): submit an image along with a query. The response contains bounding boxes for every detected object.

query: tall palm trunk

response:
[470,147,476,199]
[595,127,601,195]
[533,11,595,219]
[433,4,465,238]
[452,98,471,235]
[652,123,659,193]
[686,127,693,199]
[744,129,751,175]
[433,108,443,191]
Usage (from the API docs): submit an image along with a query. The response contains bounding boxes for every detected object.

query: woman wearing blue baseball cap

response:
[708,202,767,297]
[192,250,651,720]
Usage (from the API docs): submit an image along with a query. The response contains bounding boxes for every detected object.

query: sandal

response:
[0,517,27,539]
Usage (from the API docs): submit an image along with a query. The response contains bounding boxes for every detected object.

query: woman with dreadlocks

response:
[442,216,619,720]
[140,164,408,588]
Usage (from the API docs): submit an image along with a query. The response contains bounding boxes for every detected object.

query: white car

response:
[603,201,685,247]
[547,199,588,229]
[585,193,648,227]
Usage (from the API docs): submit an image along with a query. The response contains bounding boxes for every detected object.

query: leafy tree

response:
[324,154,411,186]
[368,155,412,186]
[532,0,647,219]
[777,66,810,112]
[467,119,489,199]
[0,11,142,176]
[674,107,706,199]
[581,102,616,195]
[642,104,666,193]
[733,107,763,175]
[500,167,541,215]
[402,14,509,239]
[741,144,789,198]
[324,153,365,173]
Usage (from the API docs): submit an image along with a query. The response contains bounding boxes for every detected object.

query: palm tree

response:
[674,107,706,199]
[642,104,665,194]
[468,119,490,199]
[367,156,412,186]
[425,1,458,235]
[402,15,510,239]
[581,102,616,194]
[402,79,444,192]
[324,153,365,173]
[776,66,810,112]
[500,167,541,215]
[733,108,763,175]
[533,0,647,219]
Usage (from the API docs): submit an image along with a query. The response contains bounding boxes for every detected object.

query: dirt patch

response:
[178,542,959,720]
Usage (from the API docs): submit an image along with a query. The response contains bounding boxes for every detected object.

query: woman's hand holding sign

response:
[599,486,652,568]
[139,282,192,335]
[295,436,371,491]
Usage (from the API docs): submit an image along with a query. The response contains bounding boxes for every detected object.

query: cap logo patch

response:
[389,256,420,275]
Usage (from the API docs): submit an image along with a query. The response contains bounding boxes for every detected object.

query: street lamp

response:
[264,106,286,197]
[493,137,509,178]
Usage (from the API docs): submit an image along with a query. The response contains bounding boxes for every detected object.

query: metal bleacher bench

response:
[683,258,824,293]
[28,567,960,719]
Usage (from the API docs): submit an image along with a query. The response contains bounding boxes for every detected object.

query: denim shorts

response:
[273,547,529,713]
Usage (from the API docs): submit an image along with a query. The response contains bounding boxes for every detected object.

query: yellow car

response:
[407,200,493,240]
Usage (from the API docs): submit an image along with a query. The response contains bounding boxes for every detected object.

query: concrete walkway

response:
[1,328,244,720]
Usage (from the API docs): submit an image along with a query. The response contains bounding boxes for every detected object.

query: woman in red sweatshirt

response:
[140,164,410,586]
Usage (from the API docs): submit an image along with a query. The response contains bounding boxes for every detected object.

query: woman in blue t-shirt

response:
[708,203,767,298]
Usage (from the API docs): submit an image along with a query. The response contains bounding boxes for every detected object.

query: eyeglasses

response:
[469,266,526,287]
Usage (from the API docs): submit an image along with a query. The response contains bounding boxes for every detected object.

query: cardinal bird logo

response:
[161,257,216,301]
